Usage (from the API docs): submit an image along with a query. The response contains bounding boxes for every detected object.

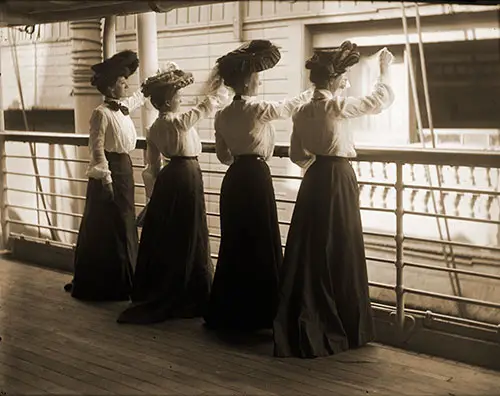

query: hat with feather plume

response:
[141,61,195,98]
[216,40,281,80]
[90,50,139,88]
[306,41,361,78]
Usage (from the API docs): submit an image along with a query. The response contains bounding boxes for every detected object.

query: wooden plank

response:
[1,258,500,396]
[0,284,492,394]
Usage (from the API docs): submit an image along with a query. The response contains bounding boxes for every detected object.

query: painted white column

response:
[136,12,159,136]
[71,19,103,134]
[103,16,116,60]
[136,12,159,212]
[70,19,103,243]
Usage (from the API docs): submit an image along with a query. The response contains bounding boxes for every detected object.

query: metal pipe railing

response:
[1,131,500,335]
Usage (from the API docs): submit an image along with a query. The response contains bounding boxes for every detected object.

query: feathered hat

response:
[90,50,139,87]
[216,39,281,79]
[141,61,195,98]
[306,41,361,78]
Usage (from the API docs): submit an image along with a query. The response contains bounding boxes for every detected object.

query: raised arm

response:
[121,89,147,112]
[337,47,395,119]
[174,94,221,131]
[257,87,314,123]
[86,109,112,185]
[289,121,314,169]
[141,128,162,199]
[337,79,394,119]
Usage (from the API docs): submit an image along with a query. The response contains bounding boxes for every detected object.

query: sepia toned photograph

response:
[0,0,499,394]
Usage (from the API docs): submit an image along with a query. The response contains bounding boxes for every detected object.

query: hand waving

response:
[378,47,394,74]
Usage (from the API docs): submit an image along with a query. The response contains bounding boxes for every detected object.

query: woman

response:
[203,40,313,332]
[65,50,148,301]
[273,42,395,358]
[117,62,228,324]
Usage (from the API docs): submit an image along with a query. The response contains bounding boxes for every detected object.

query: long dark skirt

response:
[117,157,213,324]
[273,156,375,358]
[204,155,283,331]
[69,151,138,301]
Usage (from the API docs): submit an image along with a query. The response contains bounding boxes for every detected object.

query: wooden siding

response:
[1,1,494,113]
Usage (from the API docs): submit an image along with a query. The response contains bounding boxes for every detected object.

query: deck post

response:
[70,19,103,241]
[395,162,406,331]
[0,34,9,250]
[136,12,159,200]
[136,12,159,135]
[103,16,116,60]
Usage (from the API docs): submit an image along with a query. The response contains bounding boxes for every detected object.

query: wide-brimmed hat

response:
[216,39,281,78]
[141,61,194,98]
[90,50,139,87]
[305,41,361,78]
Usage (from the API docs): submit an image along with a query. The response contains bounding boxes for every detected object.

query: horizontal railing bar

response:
[369,281,395,290]
[404,287,500,310]
[360,206,395,213]
[404,260,500,281]
[10,233,76,249]
[404,235,500,252]
[6,204,83,219]
[404,183,500,197]
[3,131,500,168]
[371,302,499,331]
[7,219,79,235]
[7,154,146,169]
[357,180,395,188]
[6,171,87,183]
[404,210,500,225]
[6,188,86,201]
[365,256,395,265]
[5,154,88,164]
[201,168,396,188]
[364,230,396,239]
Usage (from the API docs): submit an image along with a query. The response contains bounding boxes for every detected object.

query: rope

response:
[400,2,465,316]
[8,28,59,242]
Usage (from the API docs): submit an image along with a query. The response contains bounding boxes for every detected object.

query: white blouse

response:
[214,89,314,166]
[86,90,146,184]
[290,77,395,168]
[142,92,227,199]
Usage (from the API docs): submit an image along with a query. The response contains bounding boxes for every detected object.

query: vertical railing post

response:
[395,162,406,330]
[0,135,9,251]
[0,31,9,250]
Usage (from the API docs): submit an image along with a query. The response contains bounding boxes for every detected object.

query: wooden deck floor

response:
[0,256,499,395]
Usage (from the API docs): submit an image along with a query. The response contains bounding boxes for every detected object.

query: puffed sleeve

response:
[214,110,233,166]
[141,127,162,199]
[335,78,395,119]
[255,88,314,123]
[121,89,147,112]
[289,119,314,169]
[86,108,112,185]
[174,95,221,132]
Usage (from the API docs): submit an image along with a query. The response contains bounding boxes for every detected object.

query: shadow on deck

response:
[0,256,499,395]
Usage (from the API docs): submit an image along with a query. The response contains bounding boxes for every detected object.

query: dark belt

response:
[315,155,348,162]
[234,154,265,162]
[169,156,198,160]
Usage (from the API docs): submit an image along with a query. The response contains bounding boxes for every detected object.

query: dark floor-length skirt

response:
[204,155,283,331]
[273,156,375,358]
[69,151,138,301]
[117,157,213,324]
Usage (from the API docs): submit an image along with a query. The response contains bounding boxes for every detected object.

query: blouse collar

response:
[233,94,255,101]
[313,89,334,100]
